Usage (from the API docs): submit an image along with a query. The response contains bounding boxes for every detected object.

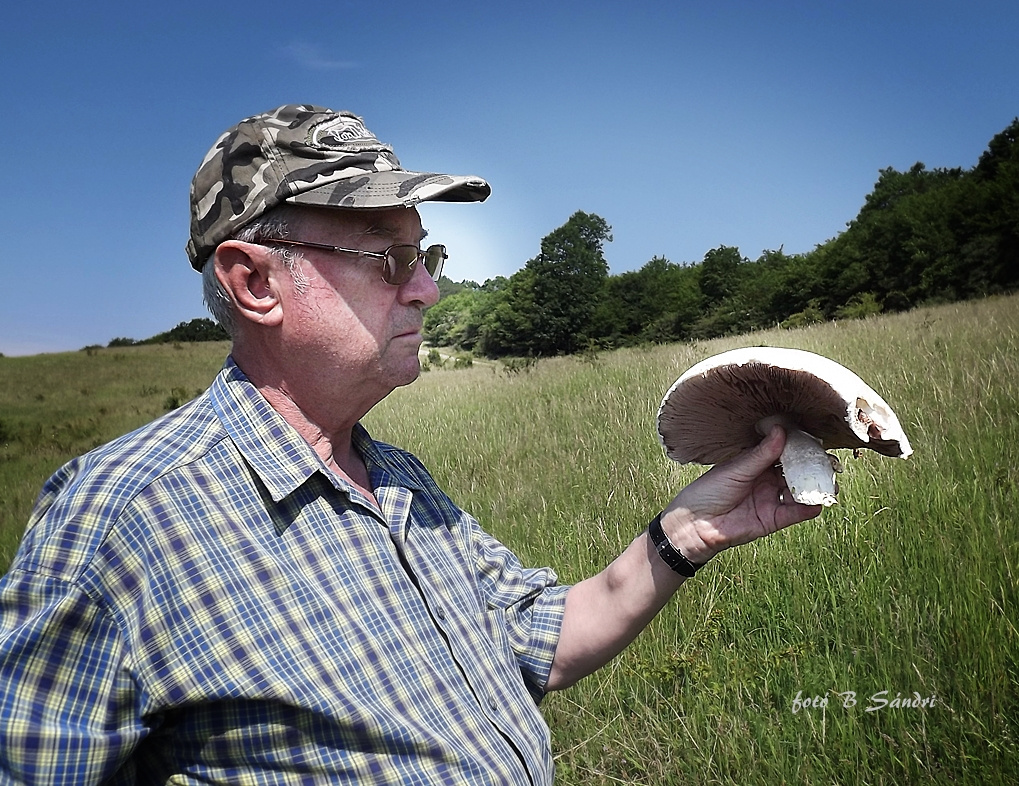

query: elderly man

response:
[0,105,820,784]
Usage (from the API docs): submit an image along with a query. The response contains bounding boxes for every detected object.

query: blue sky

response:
[2,0,1016,356]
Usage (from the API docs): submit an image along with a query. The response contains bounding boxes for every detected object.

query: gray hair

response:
[202,204,311,337]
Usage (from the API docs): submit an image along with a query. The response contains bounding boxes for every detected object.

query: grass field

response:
[2,296,1017,783]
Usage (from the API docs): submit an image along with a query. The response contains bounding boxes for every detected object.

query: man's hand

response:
[661,425,823,565]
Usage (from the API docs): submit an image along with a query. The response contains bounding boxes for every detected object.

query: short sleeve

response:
[471,525,570,700]
[0,569,146,785]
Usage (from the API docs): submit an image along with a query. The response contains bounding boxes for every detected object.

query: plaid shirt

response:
[0,359,567,785]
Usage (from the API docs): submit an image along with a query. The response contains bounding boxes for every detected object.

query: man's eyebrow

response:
[358,223,399,239]
[357,222,428,243]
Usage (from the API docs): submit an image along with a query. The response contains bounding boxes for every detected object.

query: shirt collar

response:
[353,424,426,493]
[209,359,327,502]
[208,359,425,502]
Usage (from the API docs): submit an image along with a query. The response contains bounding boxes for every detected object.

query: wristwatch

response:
[647,512,703,578]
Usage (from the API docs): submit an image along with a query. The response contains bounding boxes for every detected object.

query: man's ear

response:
[214,241,285,327]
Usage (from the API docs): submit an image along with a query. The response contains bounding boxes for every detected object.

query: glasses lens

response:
[383,244,447,284]
[424,245,447,280]
[383,245,420,285]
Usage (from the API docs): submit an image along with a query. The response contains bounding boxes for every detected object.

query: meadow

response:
[1,295,1016,783]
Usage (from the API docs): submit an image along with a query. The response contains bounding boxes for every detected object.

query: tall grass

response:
[1,297,1016,783]
[367,296,1018,784]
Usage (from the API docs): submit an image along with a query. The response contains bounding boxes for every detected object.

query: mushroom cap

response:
[657,347,913,465]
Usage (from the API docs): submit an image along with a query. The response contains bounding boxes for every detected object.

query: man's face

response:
[276,206,439,404]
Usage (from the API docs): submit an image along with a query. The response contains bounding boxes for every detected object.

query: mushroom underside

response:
[657,362,903,465]
[658,360,914,506]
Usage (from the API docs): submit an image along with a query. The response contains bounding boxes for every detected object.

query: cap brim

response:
[287,170,491,210]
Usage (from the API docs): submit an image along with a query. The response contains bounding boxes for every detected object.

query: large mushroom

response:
[657,347,912,506]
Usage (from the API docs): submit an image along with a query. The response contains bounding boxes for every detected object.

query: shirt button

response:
[488,696,500,712]
[435,606,446,620]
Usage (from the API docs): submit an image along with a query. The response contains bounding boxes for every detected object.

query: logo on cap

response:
[311,115,376,149]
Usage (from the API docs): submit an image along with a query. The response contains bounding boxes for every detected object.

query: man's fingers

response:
[724,425,786,481]
[774,499,824,530]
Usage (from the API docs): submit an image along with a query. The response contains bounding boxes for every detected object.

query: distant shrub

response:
[501,356,537,375]
[576,341,602,366]
[883,290,912,312]
[836,292,883,320]
[108,337,136,347]
[781,301,826,329]
[163,387,191,411]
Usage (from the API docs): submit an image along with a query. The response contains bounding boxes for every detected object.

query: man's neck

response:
[232,349,380,507]
[259,385,378,506]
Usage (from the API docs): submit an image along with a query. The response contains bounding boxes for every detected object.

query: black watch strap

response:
[647,513,702,578]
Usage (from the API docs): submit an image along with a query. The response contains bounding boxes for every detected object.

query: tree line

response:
[107,318,228,347]
[425,118,1019,358]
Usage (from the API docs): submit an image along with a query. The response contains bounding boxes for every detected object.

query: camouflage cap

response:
[187,104,491,271]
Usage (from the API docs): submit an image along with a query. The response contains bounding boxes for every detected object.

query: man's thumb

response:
[735,425,786,478]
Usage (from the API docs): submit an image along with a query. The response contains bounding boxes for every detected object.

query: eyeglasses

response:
[257,238,447,285]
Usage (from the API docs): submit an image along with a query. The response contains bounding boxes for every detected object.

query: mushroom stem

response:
[757,415,839,507]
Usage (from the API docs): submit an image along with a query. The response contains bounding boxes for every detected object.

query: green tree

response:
[593,256,703,344]
[423,289,479,348]
[477,269,537,357]
[522,211,612,355]
[738,247,828,328]
[812,163,973,309]
[699,246,746,307]
[688,246,755,338]
[967,118,1019,293]
[435,276,478,300]
[141,318,229,344]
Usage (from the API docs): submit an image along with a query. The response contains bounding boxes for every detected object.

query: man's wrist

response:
[647,513,707,578]
[659,505,721,564]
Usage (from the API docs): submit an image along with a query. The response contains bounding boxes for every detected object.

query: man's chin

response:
[390,355,424,389]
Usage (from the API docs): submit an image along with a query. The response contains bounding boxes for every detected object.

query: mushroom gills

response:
[758,415,842,507]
